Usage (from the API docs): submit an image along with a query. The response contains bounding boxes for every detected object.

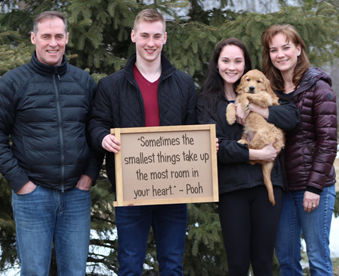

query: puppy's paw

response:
[226,104,236,125]
[237,138,249,145]
[248,92,272,108]
[241,100,250,112]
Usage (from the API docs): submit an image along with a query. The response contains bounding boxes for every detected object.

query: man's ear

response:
[131,30,136,43]
[163,32,167,44]
[31,32,36,45]
[65,32,69,45]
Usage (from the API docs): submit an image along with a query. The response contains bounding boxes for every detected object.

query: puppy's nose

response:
[249,86,255,92]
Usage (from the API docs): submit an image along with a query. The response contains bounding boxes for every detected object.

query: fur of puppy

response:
[226,69,285,206]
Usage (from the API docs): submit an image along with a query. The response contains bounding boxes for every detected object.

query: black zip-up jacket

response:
[0,52,102,192]
[88,54,197,189]
[196,95,300,195]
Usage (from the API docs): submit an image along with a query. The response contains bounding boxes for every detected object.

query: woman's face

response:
[269,33,301,76]
[217,45,245,85]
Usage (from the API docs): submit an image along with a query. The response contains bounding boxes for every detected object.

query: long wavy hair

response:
[199,38,252,120]
[261,24,310,92]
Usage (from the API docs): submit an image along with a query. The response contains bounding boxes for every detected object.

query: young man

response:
[88,9,197,276]
[0,11,101,275]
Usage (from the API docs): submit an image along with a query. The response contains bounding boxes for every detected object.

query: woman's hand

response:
[260,143,278,162]
[235,103,249,125]
[249,142,278,162]
[303,191,320,213]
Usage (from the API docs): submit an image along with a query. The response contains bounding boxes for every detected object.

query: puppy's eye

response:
[257,80,261,83]
[246,78,250,82]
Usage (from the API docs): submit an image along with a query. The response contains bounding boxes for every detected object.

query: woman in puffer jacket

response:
[262,24,337,276]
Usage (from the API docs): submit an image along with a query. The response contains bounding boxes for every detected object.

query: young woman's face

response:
[269,33,301,76]
[217,45,245,85]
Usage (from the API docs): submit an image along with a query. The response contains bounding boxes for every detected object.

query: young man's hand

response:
[102,134,121,153]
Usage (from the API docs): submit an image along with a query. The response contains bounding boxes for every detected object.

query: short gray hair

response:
[33,11,68,34]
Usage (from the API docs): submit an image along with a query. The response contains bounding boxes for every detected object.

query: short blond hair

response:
[133,9,166,32]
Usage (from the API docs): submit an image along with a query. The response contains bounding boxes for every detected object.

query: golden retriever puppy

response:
[226,69,285,206]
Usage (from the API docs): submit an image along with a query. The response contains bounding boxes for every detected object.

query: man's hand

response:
[16,181,36,195]
[102,134,121,153]
[76,175,93,191]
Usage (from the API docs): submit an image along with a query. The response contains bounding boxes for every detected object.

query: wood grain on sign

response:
[112,124,218,206]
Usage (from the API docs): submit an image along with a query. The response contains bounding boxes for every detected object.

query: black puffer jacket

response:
[88,54,197,188]
[196,95,300,195]
[283,67,337,193]
[0,52,101,192]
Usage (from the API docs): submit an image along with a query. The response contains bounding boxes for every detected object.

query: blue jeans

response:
[275,185,336,276]
[12,185,91,276]
[115,204,187,276]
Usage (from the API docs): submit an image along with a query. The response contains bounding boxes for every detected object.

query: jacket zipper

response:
[53,71,65,192]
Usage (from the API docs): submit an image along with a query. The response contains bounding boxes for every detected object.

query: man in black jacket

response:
[88,9,196,276]
[0,11,101,275]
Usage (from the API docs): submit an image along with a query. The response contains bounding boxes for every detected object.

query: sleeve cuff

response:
[306,186,322,195]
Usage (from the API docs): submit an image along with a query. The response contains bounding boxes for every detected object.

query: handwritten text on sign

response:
[113,125,218,206]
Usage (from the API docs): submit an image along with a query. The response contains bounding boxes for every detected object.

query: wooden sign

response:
[112,124,218,206]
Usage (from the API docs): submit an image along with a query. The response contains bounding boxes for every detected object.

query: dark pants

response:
[115,204,187,276]
[219,185,283,276]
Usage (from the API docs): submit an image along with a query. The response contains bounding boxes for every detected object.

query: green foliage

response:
[0,175,16,271]
[1,0,339,275]
[219,4,339,69]
[88,171,119,274]
[184,203,227,275]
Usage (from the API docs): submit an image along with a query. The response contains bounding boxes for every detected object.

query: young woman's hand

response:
[249,142,278,162]
[235,103,249,125]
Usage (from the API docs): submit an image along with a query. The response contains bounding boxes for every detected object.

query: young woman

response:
[262,24,337,276]
[196,37,300,275]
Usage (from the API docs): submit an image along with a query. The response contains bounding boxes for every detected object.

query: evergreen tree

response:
[0,175,16,271]
[0,0,338,275]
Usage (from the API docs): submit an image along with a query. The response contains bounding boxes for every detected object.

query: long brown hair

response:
[261,24,310,92]
[198,38,252,122]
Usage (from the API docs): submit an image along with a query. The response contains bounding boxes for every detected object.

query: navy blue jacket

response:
[88,54,197,189]
[0,52,102,192]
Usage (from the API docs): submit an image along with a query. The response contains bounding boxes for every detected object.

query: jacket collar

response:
[294,67,332,96]
[124,53,176,83]
[29,51,68,77]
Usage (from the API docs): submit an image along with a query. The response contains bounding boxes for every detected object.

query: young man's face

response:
[131,20,167,64]
[31,17,69,66]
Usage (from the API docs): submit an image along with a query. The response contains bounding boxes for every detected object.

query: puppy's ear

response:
[264,76,280,104]
[264,77,275,96]
[236,74,246,94]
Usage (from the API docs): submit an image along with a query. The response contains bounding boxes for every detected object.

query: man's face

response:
[131,20,167,64]
[31,17,69,66]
